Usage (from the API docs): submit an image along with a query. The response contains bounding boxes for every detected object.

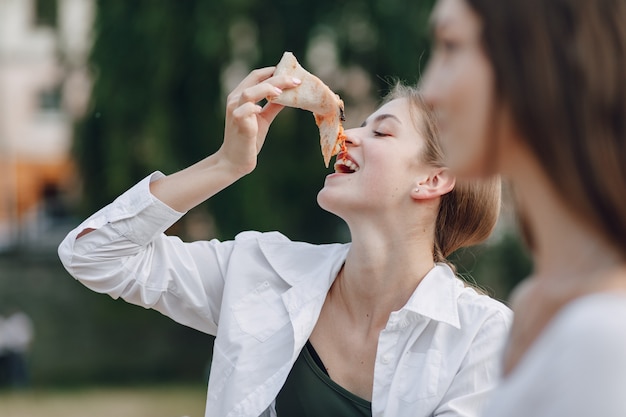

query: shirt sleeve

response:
[434,307,513,417]
[57,172,234,335]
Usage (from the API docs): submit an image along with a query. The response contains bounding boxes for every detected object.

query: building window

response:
[35,0,58,28]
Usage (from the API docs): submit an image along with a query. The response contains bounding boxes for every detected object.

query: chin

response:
[316,188,333,213]
[316,188,347,218]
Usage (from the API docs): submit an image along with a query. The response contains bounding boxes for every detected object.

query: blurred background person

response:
[0,309,34,388]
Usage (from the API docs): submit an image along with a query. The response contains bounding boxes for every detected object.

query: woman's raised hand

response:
[220,67,301,177]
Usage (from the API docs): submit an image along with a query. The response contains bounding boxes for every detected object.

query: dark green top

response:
[275,341,372,416]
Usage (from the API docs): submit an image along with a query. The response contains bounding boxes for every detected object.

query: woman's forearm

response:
[149,150,243,213]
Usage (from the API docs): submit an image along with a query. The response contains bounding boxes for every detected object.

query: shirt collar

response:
[259,237,462,328]
[258,236,349,288]
[400,263,463,329]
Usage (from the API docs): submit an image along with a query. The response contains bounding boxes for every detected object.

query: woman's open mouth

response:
[333,153,360,174]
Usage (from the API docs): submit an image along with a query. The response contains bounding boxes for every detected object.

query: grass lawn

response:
[0,385,207,417]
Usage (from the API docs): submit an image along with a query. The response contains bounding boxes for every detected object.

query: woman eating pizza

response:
[58,64,511,417]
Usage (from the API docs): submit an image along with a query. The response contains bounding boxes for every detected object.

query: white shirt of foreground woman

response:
[58,173,511,417]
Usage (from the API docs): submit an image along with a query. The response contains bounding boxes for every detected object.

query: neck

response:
[334,220,437,330]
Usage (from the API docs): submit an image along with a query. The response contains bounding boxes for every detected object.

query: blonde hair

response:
[384,84,502,264]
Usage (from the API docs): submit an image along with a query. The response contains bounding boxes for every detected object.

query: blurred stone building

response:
[0,0,93,250]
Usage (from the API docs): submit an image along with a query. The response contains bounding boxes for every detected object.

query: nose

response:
[343,128,361,146]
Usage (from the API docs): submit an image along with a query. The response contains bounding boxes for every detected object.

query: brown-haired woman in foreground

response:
[422,0,626,415]
[59,70,511,416]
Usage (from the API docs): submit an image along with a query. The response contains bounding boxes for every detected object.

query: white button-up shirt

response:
[58,173,512,417]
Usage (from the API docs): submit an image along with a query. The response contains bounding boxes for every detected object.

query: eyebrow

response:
[360,114,402,128]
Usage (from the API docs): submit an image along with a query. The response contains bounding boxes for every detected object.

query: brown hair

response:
[384,84,502,264]
[466,0,626,254]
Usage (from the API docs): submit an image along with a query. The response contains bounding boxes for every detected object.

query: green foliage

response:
[76,1,229,210]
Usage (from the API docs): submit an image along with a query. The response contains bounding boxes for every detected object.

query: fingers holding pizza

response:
[221,67,302,176]
[221,52,345,176]
[270,52,346,167]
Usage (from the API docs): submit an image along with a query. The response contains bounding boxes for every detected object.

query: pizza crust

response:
[271,52,346,167]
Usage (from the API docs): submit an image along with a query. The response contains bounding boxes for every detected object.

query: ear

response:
[411,167,456,201]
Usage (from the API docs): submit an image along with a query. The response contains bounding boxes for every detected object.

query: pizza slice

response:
[270,52,346,167]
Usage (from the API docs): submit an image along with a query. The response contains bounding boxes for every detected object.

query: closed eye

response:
[373,131,390,137]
